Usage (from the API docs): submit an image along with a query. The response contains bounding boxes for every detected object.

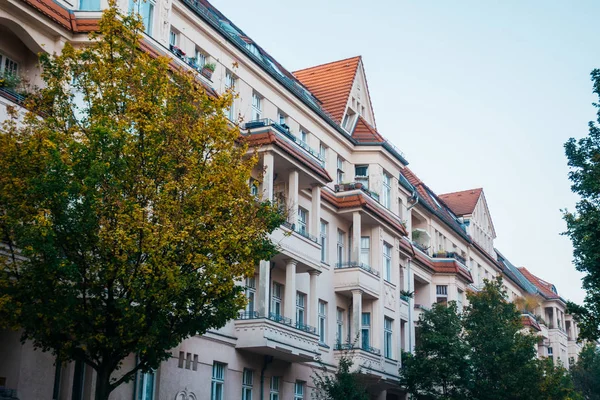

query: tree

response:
[0,3,283,399]
[463,277,541,400]
[570,343,600,400]
[312,352,369,400]
[563,69,600,341]
[399,302,470,399]
[537,358,582,400]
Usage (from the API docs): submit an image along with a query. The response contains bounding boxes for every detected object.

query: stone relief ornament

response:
[175,389,197,400]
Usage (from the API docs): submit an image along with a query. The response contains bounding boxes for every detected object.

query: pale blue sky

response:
[211,0,599,303]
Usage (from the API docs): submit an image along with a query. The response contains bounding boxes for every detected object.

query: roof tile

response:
[439,188,483,216]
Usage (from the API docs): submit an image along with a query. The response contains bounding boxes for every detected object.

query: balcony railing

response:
[280,220,319,244]
[333,342,381,355]
[412,241,429,255]
[432,251,467,264]
[242,118,324,167]
[295,321,317,335]
[268,312,293,326]
[0,86,27,106]
[238,311,260,320]
[335,261,380,277]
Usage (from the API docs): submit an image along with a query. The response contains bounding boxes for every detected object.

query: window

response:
[361,312,370,349]
[297,208,308,235]
[129,0,155,35]
[300,130,308,144]
[169,30,177,47]
[277,110,287,126]
[71,360,85,400]
[320,220,328,263]
[296,292,306,326]
[318,300,327,343]
[383,242,392,282]
[80,0,101,11]
[294,381,304,400]
[436,285,448,305]
[342,109,356,131]
[384,317,393,359]
[336,308,344,345]
[382,173,391,209]
[271,282,282,317]
[242,369,253,400]
[211,363,225,400]
[319,143,327,165]
[269,377,280,400]
[249,179,259,197]
[360,236,370,267]
[225,71,236,121]
[252,92,262,121]
[355,165,369,189]
[245,276,256,314]
[336,156,344,184]
[136,370,155,400]
[337,230,345,266]
[0,54,18,77]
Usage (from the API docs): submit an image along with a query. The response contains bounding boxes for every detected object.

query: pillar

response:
[372,298,382,350]
[310,185,321,238]
[288,170,299,225]
[262,153,274,202]
[309,271,320,328]
[257,260,271,317]
[351,289,363,346]
[352,211,361,262]
[284,260,297,321]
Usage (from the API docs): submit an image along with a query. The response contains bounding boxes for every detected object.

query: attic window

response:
[246,43,261,59]
[342,109,356,132]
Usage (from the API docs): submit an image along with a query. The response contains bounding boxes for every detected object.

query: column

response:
[372,299,382,350]
[309,271,320,328]
[310,185,321,238]
[284,260,297,322]
[352,211,361,262]
[262,153,274,202]
[351,290,363,346]
[288,170,299,225]
[257,260,271,317]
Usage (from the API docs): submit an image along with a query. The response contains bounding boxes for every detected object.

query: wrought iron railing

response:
[431,251,467,264]
[412,241,429,254]
[333,342,380,355]
[268,312,292,326]
[0,86,27,105]
[295,321,317,335]
[242,118,324,167]
[237,311,260,320]
[280,220,319,244]
[335,261,380,277]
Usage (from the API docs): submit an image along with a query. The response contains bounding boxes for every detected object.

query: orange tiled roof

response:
[352,116,384,143]
[292,56,361,123]
[439,188,483,216]
[518,267,559,299]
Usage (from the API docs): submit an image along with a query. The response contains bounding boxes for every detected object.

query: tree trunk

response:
[94,368,112,400]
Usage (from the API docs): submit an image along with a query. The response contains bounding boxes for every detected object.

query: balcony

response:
[333,343,387,378]
[333,262,380,299]
[243,119,324,167]
[234,311,319,362]
[432,251,467,265]
[269,224,321,273]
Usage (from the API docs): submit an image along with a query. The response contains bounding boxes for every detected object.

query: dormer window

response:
[342,109,356,132]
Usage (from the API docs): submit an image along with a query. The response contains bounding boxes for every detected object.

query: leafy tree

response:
[563,69,600,341]
[0,3,282,399]
[537,358,582,400]
[312,352,369,400]
[463,277,541,400]
[399,302,470,399]
[570,343,600,400]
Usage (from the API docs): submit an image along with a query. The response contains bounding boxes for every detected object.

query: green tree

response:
[563,69,600,341]
[399,302,470,399]
[570,343,600,400]
[0,3,282,399]
[463,277,541,400]
[538,358,582,400]
[311,353,369,400]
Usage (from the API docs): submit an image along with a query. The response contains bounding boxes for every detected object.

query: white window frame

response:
[130,0,155,35]
[383,242,392,282]
[296,292,306,326]
[297,208,308,235]
[337,229,345,266]
[225,70,236,121]
[355,165,369,189]
[360,236,370,267]
[436,285,448,304]
[336,308,344,345]
[294,381,304,400]
[384,317,393,359]
[0,53,18,77]
[382,172,391,209]
[271,282,282,317]
[361,312,371,349]
[242,368,253,400]
[319,143,327,165]
[269,377,280,400]
[169,30,177,47]
[136,369,155,400]
[336,156,344,184]
[211,362,225,400]
[320,220,328,263]
[251,92,262,121]
[277,110,287,126]
[300,130,308,144]
[318,300,327,343]
[245,276,256,314]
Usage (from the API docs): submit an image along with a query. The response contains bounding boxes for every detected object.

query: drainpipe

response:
[260,355,274,400]
[406,191,419,212]
[407,259,413,352]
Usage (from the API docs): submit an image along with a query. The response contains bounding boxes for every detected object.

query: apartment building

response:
[0,0,583,399]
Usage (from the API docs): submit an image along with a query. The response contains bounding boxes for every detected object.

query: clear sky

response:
[211,0,599,304]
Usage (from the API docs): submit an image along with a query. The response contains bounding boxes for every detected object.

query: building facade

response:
[0,0,583,399]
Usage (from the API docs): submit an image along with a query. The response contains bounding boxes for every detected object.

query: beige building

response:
[0,0,583,399]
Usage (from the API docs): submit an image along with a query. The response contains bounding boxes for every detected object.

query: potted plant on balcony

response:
[433,249,447,258]
[187,56,198,69]
[201,62,216,79]
[400,290,414,302]
[0,73,21,90]
[170,45,186,59]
